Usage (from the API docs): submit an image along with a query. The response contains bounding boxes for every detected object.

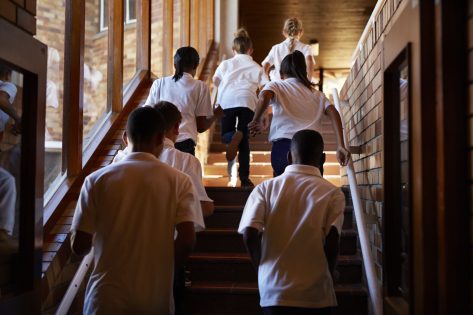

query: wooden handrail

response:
[332,88,383,315]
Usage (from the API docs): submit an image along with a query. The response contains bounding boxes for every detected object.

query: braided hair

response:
[279,50,314,90]
[173,47,200,82]
[283,17,303,53]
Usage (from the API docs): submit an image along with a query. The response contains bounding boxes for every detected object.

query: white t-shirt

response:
[0,80,17,132]
[0,167,15,235]
[238,164,345,309]
[262,78,331,142]
[144,73,213,143]
[213,54,269,111]
[71,152,201,315]
[262,38,313,81]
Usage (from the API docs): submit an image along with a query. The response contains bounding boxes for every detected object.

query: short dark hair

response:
[291,129,324,164]
[173,46,200,82]
[280,50,314,90]
[0,65,13,79]
[126,107,165,145]
[153,101,182,132]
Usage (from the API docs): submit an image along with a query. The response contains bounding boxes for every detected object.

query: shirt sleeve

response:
[238,185,267,233]
[144,79,160,106]
[261,81,279,104]
[0,82,17,104]
[175,173,204,229]
[195,84,213,117]
[324,188,345,235]
[262,46,275,65]
[187,157,213,202]
[71,176,97,235]
[212,62,225,82]
[301,43,313,58]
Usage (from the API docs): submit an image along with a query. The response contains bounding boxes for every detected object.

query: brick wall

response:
[468,0,473,310]
[0,0,36,35]
[339,0,404,284]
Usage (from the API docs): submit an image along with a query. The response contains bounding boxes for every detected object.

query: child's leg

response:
[236,108,254,181]
[221,108,238,144]
[271,138,291,176]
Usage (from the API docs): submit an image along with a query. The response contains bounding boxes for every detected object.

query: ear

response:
[248,48,254,56]
[287,151,293,165]
[122,131,128,146]
[173,122,180,136]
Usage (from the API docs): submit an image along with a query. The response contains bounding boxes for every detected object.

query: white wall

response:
[214,0,239,59]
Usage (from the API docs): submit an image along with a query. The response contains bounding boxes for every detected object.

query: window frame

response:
[100,0,138,32]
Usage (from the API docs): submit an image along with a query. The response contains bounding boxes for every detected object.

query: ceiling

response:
[238,0,377,69]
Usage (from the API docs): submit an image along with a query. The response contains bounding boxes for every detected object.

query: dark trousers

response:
[221,107,254,179]
[271,138,292,177]
[262,306,333,315]
[173,266,186,315]
[175,138,196,156]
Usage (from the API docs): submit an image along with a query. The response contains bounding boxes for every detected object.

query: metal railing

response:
[332,88,383,315]
[55,248,94,315]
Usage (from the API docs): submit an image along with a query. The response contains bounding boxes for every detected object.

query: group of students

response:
[71,17,349,315]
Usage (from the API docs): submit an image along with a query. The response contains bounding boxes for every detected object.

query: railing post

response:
[332,88,383,315]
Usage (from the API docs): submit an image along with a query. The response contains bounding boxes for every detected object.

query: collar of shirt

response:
[182,72,194,80]
[233,54,253,61]
[122,151,158,162]
[285,164,322,177]
[283,38,300,45]
[163,137,175,148]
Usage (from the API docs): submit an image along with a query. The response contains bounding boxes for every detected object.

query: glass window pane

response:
[173,0,182,54]
[101,0,108,30]
[123,0,138,87]
[36,0,66,199]
[151,0,164,77]
[127,0,137,22]
[83,0,110,149]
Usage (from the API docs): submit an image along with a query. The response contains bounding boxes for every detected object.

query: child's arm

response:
[325,105,350,166]
[324,226,340,278]
[0,92,20,122]
[248,90,273,136]
[262,62,272,80]
[196,106,224,133]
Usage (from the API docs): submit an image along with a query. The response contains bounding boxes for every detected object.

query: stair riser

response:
[204,209,354,230]
[195,232,358,256]
[187,291,367,315]
[187,260,362,284]
[206,189,252,205]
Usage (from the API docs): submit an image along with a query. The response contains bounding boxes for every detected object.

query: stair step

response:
[187,282,368,315]
[203,175,341,187]
[210,142,273,152]
[188,253,362,284]
[206,151,339,165]
[204,205,354,230]
[206,187,253,205]
[205,163,341,177]
[195,229,358,256]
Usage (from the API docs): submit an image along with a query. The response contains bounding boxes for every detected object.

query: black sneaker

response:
[240,178,255,187]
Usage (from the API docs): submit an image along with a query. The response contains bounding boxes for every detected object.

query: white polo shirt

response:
[112,139,209,231]
[239,164,345,309]
[262,78,331,142]
[71,152,201,315]
[0,80,17,133]
[262,39,313,81]
[213,54,269,111]
[144,73,213,143]
[0,167,15,235]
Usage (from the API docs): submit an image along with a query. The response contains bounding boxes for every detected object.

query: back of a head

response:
[283,17,303,52]
[280,50,313,89]
[153,101,182,132]
[233,28,253,54]
[126,107,165,145]
[291,129,324,165]
[0,65,12,81]
[173,46,200,82]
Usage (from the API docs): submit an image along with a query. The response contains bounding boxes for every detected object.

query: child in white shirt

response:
[145,46,223,156]
[262,17,314,82]
[249,50,350,176]
[213,29,268,187]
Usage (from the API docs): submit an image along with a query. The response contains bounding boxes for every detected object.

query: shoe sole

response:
[226,131,243,161]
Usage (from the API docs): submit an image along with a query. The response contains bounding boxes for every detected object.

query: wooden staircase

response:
[187,118,369,314]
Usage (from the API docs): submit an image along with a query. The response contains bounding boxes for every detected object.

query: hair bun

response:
[234,28,249,38]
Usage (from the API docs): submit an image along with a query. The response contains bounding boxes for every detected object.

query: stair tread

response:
[189,281,367,295]
[189,252,362,265]
[199,227,358,236]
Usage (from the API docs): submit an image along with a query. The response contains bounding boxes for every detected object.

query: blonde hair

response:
[283,18,303,52]
[232,28,252,54]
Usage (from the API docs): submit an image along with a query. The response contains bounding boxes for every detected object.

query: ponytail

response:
[280,50,314,90]
[283,17,303,52]
[172,47,200,82]
[288,38,296,53]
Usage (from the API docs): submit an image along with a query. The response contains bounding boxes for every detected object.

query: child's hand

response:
[213,105,224,119]
[336,146,350,166]
[248,120,263,137]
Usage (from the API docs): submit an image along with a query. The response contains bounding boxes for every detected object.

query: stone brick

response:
[17,6,36,35]
[0,0,17,23]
